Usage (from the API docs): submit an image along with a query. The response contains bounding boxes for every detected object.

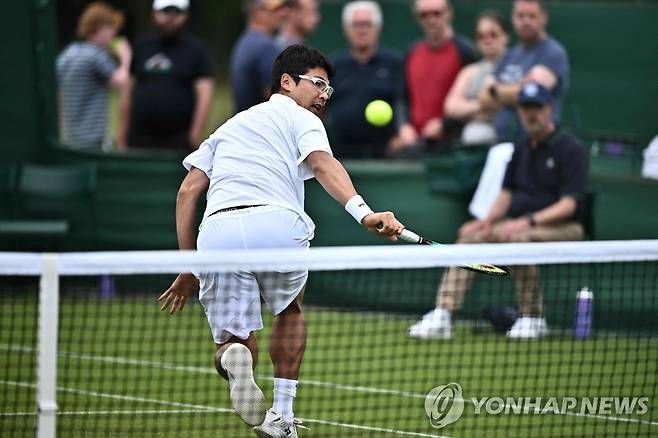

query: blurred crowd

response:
[57,0,569,158]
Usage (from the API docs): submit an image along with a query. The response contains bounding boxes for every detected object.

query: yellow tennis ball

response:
[364,100,393,127]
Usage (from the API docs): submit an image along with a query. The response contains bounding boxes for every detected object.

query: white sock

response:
[273,377,297,422]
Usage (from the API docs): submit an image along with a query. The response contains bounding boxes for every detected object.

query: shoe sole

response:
[253,427,297,438]
[408,328,452,340]
[506,329,548,339]
[506,332,548,339]
[224,344,267,427]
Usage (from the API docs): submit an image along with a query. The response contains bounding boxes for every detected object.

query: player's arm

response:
[159,167,209,315]
[175,167,209,250]
[305,151,404,239]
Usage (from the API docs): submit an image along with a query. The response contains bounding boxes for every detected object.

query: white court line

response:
[0,343,427,398]
[1,380,222,412]
[0,409,209,416]
[0,380,449,438]
[3,343,657,428]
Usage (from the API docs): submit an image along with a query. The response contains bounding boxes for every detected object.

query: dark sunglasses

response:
[476,30,502,40]
[160,6,184,15]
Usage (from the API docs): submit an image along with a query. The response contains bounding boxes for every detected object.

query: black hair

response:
[476,10,510,35]
[515,0,547,13]
[270,44,336,94]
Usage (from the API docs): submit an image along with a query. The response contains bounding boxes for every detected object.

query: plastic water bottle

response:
[99,274,116,300]
[574,287,593,339]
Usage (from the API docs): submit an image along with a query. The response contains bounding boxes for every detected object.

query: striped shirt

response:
[57,41,117,149]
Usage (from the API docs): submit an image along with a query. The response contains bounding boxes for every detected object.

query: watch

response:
[526,214,537,227]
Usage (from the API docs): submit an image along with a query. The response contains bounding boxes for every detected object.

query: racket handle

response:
[398,228,422,244]
[376,222,423,244]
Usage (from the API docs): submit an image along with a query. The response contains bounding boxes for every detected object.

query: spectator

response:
[118,0,214,152]
[395,0,478,157]
[444,11,509,145]
[230,0,289,113]
[480,0,570,143]
[57,2,131,150]
[325,1,404,159]
[409,83,588,340]
[276,0,321,48]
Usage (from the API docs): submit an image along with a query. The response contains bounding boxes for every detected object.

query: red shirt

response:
[405,37,477,133]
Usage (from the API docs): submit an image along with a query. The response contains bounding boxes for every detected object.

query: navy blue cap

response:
[518,82,552,106]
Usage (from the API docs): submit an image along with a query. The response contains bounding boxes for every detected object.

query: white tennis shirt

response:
[183,93,332,235]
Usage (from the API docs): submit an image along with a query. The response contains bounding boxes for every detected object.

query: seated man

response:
[409,82,588,340]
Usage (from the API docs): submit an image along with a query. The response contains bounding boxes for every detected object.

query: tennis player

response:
[158,44,404,437]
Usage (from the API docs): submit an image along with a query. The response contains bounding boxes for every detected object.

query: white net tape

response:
[1,240,657,276]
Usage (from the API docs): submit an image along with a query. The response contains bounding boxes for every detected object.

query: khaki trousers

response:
[436,220,584,316]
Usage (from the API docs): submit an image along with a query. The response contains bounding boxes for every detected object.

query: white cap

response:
[577,288,593,300]
[153,0,189,10]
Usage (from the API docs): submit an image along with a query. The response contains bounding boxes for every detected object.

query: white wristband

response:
[345,195,374,224]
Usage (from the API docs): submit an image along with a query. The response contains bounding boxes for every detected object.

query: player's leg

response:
[214,333,259,380]
[256,286,307,438]
[196,213,270,426]
[213,332,267,427]
[237,205,312,436]
[198,270,267,426]
[269,287,306,379]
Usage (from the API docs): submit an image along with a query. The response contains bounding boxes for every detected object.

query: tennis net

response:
[1,240,657,437]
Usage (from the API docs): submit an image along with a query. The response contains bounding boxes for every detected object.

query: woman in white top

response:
[444,11,509,145]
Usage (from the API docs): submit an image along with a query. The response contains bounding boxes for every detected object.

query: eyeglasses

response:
[476,30,502,41]
[417,9,446,20]
[292,74,334,99]
[351,20,375,29]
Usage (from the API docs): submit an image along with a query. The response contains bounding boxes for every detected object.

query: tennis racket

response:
[387,226,511,277]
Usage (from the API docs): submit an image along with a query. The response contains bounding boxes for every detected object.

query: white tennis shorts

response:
[196,205,311,344]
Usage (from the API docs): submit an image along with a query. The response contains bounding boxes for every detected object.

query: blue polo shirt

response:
[494,36,570,142]
[325,48,403,159]
[230,30,282,113]
[502,127,588,223]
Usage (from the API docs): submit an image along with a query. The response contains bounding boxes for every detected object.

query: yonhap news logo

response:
[424,383,650,430]
[424,383,465,429]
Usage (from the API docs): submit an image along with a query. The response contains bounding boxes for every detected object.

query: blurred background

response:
[0,0,657,251]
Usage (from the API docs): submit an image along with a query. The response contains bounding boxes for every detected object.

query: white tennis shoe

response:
[254,409,308,438]
[223,343,267,426]
[408,307,452,339]
[507,316,548,339]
